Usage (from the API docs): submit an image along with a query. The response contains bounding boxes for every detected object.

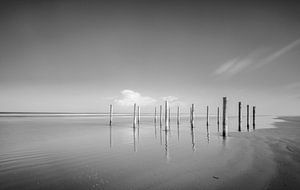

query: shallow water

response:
[0,115,275,189]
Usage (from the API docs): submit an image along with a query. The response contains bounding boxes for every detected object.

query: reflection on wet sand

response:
[137,123,140,143]
[0,115,275,190]
[154,122,157,139]
[109,125,112,148]
[164,130,170,161]
[159,126,162,145]
[222,135,227,148]
[177,122,180,142]
[206,124,210,144]
[190,127,195,152]
[133,127,137,152]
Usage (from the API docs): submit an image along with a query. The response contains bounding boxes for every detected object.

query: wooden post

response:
[238,102,241,131]
[165,101,169,130]
[133,103,137,128]
[222,97,228,137]
[206,106,209,126]
[160,105,162,127]
[189,107,192,124]
[191,104,195,127]
[217,107,220,124]
[109,104,113,126]
[253,106,256,129]
[177,106,180,124]
[247,105,249,130]
[217,107,220,132]
[137,106,140,125]
[154,107,157,123]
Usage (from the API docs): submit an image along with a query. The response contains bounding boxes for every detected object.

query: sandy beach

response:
[214,116,300,190]
[221,116,300,190]
[262,117,300,190]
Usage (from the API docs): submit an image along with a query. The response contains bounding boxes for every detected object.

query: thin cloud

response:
[162,96,185,106]
[214,38,300,78]
[162,96,179,102]
[115,89,156,106]
[256,38,300,68]
[214,48,267,77]
[214,58,238,75]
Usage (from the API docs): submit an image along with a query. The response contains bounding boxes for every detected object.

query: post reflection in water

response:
[164,130,170,161]
[190,127,196,152]
[177,122,180,142]
[154,122,157,139]
[137,123,140,143]
[159,126,162,145]
[109,125,112,148]
[133,127,137,152]
[217,122,220,132]
[206,124,210,144]
[222,135,227,148]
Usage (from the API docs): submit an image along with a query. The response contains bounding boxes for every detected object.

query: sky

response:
[0,0,300,115]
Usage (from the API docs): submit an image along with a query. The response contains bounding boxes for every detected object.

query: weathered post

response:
[165,101,169,130]
[206,106,209,126]
[154,107,157,123]
[253,106,256,129]
[133,103,137,128]
[247,105,249,130]
[217,107,220,124]
[137,106,140,125]
[191,104,195,127]
[238,102,241,131]
[222,97,228,137]
[160,105,162,127]
[109,104,113,126]
[190,107,192,124]
[217,107,220,132]
[177,106,180,124]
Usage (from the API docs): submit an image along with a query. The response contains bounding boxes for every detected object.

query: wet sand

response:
[220,116,300,190]
[0,116,299,189]
[264,116,300,190]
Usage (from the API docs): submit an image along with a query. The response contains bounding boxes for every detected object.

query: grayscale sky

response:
[0,0,300,115]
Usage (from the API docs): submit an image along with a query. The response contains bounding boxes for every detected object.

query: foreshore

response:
[230,116,300,190]
[0,116,299,190]
[211,116,300,190]
[263,116,300,190]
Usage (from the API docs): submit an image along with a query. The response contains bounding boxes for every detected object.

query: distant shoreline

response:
[0,112,273,118]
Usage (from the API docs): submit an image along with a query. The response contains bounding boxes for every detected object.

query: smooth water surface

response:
[0,115,274,189]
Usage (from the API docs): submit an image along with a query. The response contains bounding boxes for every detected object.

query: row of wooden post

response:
[153,101,181,131]
[108,97,256,137]
[238,102,256,131]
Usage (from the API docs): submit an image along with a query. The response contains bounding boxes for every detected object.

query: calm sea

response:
[0,114,275,189]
